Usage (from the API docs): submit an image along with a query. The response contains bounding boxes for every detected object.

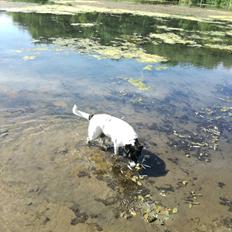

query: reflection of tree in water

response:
[145,43,232,68]
[11,12,232,68]
[11,12,155,42]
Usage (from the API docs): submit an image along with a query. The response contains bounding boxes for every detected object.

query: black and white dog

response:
[72,104,143,167]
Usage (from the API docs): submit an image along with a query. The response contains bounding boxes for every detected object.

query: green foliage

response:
[171,0,231,9]
[115,0,232,9]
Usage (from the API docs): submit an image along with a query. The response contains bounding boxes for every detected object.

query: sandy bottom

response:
[0,107,231,232]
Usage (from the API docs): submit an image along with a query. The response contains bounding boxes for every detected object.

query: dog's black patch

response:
[99,133,106,138]
[124,139,143,163]
[89,114,95,120]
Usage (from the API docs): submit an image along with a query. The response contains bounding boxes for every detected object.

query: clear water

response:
[0,11,232,231]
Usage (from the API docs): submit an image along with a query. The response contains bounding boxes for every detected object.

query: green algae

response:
[52,37,168,63]
[128,78,150,91]
[14,49,23,53]
[143,65,153,71]
[209,15,232,22]
[129,96,143,104]
[154,65,168,71]
[144,64,168,71]
[150,32,197,45]
[71,22,96,27]
[7,4,232,62]
[137,53,167,63]
[32,47,49,51]
[156,25,184,32]
[205,44,232,52]
[23,55,37,60]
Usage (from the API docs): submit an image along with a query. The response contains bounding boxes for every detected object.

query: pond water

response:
[0,11,232,231]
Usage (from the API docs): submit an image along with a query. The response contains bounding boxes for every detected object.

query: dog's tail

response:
[72,104,91,120]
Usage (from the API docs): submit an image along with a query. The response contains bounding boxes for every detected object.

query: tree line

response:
[134,0,232,9]
[177,0,232,9]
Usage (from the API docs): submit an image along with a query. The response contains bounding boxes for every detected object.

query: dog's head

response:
[124,139,143,163]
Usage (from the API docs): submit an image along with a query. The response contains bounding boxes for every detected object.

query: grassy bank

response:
[12,0,232,9]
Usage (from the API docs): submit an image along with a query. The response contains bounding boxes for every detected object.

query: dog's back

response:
[89,114,138,146]
[72,105,140,157]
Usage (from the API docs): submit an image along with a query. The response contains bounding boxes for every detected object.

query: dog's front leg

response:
[86,137,91,146]
[99,137,107,151]
[113,142,119,155]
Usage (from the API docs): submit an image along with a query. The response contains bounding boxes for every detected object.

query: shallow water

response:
[0,11,232,231]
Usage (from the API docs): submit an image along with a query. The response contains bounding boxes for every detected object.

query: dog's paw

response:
[129,161,136,168]
[86,139,92,147]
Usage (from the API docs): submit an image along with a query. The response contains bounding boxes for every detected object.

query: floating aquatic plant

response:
[128,78,150,91]
[23,55,37,60]
[14,49,23,53]
[205,44,232,52]
[150,32,197,45]
[143,65,153,71]
[156,25,184,32]
[32,47,48,51]
[209,15,232,22]
[52,37,168,63]
[154,65,168,71]
[71,22,96,27]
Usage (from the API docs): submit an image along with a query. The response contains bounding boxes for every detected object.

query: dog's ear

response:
[138,145,143,151]
[134,139,143,151]
[134,139,139,146]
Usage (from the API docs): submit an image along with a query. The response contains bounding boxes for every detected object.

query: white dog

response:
[72,104,143,166]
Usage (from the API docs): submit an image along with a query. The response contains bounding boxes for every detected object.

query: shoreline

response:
[0,0,232,22]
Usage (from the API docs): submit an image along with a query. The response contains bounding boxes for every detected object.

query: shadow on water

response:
[102,144,167,178]
[140,149,168,177]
